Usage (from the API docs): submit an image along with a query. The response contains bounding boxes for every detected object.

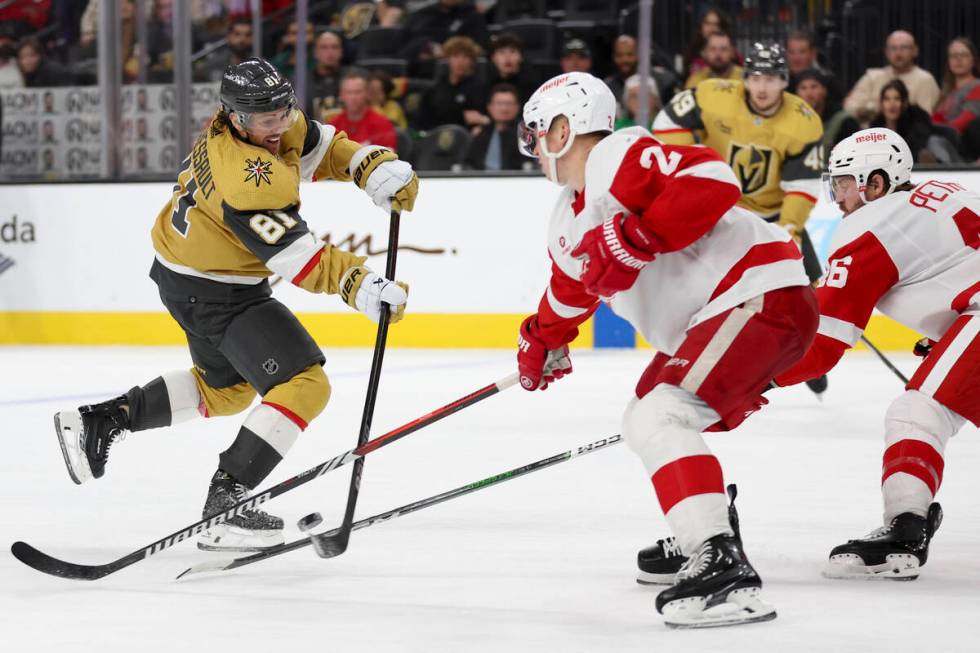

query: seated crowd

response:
[0,1,978,169]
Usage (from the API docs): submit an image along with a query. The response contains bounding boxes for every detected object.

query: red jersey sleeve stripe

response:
[951,280,980,312]
[709,240,802,301]
[652,128,693,135]
[784,190,818,203]
[291,248,324,285]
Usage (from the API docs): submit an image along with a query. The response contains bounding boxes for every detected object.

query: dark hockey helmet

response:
[743,42,788,81]
[220,57,295,124]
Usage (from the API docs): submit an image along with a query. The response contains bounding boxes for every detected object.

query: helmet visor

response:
[823,173,856,203]
[518,120,540,158]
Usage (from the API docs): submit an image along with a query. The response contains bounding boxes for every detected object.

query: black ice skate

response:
[824,503,942,581]
[655,534,776,629]
[637,484,741,585]
[805,374,829,398]
[198,471,285,552]
[54,396,130,485]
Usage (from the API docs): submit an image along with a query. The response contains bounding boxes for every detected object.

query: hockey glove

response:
[339,265,409,324]
[350,146,419,212]
[571,213,658,297]
[517,316,573,391]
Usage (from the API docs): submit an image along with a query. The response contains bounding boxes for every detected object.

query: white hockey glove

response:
[350,146,419,212]
[339,265,409,324]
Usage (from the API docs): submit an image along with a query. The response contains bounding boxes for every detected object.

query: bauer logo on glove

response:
[349,146,419,212]
[339,265,409,323]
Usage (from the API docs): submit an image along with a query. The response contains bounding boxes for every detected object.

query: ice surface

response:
[1,346,977,652]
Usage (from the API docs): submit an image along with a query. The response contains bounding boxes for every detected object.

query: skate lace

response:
[98,429,126,463]
[658,537,683,558]
[676,542,712,581]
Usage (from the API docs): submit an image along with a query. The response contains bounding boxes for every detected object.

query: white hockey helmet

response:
[824,127,914,203]
[519,72,616,183]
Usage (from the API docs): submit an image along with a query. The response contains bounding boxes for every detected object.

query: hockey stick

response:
[10,371,520,580]
[177,433,624,578]
[860,334,910,385]
[305,207,400,559]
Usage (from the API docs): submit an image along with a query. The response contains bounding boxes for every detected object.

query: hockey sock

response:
[218,403,302,489]
[124,370,203,432]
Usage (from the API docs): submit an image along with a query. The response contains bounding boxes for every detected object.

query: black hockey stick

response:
[10,372,519,580]
[305,207,400,559]
[860,334,910,385]
[177,433,625,578]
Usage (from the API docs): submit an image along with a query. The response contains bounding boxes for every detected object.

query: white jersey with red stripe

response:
[535,127,810,355]
[777,178,980,386]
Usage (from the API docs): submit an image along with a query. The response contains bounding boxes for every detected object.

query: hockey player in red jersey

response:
[515,72,819,628]
[773,127,980,580]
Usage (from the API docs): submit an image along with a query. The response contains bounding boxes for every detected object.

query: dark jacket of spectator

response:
[416,72,484,130]
[464,120,523,171]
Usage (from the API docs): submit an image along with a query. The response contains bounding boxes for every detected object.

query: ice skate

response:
[54,396,130,485]
[655,534,776,629]
[824,503,942,581]
[637,484,741,585]
[198,471,285,552]
[805,374,828,398]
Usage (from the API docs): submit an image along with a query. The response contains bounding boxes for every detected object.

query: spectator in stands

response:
[16,38,71,87]
[195,18,254,83]
[0,24,24,88]
[615,74,661,129]
[146,0,175,80]
[932,37,980,141]
[309,30,346,121]
[375,0,405,28]
[870,79,935,162]
[487,32,538,103]
[368,70,407,129]
[605,35,638,113]
[403,0,489,49]
[785,29,842,104]
[416,36,487,131]
[685,32,742,88]
[560,39,592,74]
[464,83,524,171]
[271,19,315,82]
[844,30,941,125]
[328,69,397,150]
[681,6,739,81]
[795,68,860,151]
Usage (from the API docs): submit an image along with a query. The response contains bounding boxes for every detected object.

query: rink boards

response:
[3,172,977,349]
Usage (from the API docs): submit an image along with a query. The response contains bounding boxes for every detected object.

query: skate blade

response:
[823,553,920,581]
[637,570,677,586]
[197,524,285,552]
[54,411,91,485]
[663,587,777,629]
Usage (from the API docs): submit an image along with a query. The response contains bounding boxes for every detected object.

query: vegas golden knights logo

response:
[728,143,773,195]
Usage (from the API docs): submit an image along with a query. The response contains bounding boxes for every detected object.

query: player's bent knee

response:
[190,368,257,417]
[884,390,964,447]
[263,363,331,429]
[623,384,704,453]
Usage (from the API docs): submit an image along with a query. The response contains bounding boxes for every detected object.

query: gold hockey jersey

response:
[653,79,824,235]
[151,109,367,294]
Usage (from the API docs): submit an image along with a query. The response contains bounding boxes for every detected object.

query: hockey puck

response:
[297,512,323,533]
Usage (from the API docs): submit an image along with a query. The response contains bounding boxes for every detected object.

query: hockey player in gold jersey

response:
[654,42,824,280]
[653,42,829,396]
[53,58,418,551]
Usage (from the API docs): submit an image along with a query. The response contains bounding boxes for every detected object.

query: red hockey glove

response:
[571,213,659,297]
[517,316,573,391]
[913,337,935,358]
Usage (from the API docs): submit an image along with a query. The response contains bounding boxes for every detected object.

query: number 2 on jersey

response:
[640,145,682,175]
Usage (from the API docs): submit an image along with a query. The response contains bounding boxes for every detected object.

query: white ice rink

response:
[1,346,978,652]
